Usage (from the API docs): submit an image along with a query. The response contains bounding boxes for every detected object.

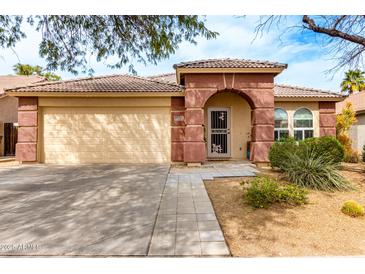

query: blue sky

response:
[0,16,348,91]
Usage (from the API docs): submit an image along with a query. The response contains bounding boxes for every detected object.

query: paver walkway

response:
[148,161,258,256]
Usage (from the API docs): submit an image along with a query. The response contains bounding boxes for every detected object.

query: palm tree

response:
[341,69,365,94]
[13,63,61,81]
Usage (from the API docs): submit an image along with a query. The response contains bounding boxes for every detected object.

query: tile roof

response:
[0,75,45,97]
[274,84,343,98]
[148,73,177,85]
[5,74,182,93]
[173,58,287,69]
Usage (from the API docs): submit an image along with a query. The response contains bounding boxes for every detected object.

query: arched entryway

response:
[204,91,252,160]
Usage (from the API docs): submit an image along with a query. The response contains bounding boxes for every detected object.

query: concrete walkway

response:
[148,161,258,256]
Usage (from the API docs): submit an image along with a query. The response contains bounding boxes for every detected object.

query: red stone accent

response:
[185,74,225,90]
[244,89,275,108]
[18,111,38,127]
[224,73,234,89]
[185,109,204,125]
[319,113,336,127]
[185,89,217,108]
[15,143,37,162]
[319,101,336,137]
[171,127,185,142]
[250,142,273,163]
[171,142,184,162]
[252,125,274,142]
[18,97,38,111]
[171,97,185,110]
[184,125,204,142]
[233,74,274,89]
[252,108,274,125]
[171,111,185,126]
[319,102,336,113]
[183,142,206,163]
[320,127,336,137]
[18,127,37,142]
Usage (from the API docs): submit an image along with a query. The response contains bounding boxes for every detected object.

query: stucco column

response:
[319,102,337,136]
[16,97,38,162]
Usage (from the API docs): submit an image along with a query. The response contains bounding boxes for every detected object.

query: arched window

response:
[294,108,314,140]
[274,108,289,141]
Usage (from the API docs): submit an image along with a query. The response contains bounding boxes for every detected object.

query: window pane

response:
[294,130,303,141]
[275,120,288,128]
[294,108,313,120]
[280,130,289,140]
[274,108,288,129]
[294,119,313,128]
[274,130,279,141]
[304,130,314,139]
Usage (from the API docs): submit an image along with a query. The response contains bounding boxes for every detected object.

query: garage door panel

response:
[42,107,171,164]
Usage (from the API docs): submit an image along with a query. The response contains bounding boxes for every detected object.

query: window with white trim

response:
[274,108,289,141]
[293,108,314,140]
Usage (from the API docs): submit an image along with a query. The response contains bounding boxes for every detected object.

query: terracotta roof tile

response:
[173,58,287,69]
[5,74,182,93]
[274,84,343,99]
[148,73,177,84]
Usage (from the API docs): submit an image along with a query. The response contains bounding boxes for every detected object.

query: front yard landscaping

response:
[205,167,365,257]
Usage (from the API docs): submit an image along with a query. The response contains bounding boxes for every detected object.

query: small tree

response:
[336,102,358,162]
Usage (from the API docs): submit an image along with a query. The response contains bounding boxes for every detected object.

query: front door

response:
[208,108,231,158]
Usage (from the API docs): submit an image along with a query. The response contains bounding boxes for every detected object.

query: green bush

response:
[281,148,353,191]
[363,145,365,162]
[269,137,298,169]
[269,136,344,169]
[303,136,344,163]
[341,200,364,217]
[244,176,308,209]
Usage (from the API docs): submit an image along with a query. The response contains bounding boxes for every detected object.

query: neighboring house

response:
[336,91,365,153]
[5,58,344,165]
[0,75,45,157]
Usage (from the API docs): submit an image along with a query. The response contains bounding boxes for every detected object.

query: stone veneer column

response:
[184,88,216,163]
[171,97,185,162]
[16,97,38,162]
[232,74,275,164]
[319,102,337,136]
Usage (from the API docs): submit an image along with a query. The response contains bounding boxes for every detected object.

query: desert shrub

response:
[303,136,344,163]
[344,147,359,163]
[363,145,365,162]
[269,137,298,169]
[244,176,308,209]
[281,148,353,191]
[341,200,364,217]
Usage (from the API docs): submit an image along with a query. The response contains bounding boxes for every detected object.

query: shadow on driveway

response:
[0,164,169,256]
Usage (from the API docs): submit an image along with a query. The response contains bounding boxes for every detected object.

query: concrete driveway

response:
[0,164,169,256]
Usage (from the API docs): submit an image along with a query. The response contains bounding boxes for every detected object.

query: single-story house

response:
[0,75,45,156]
[5,58,344,165]
[336,91,365,153]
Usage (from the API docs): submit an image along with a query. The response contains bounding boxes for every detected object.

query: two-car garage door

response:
[42,107,171,164]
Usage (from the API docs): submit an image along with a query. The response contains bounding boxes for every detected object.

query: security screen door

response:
[207,108,231,158]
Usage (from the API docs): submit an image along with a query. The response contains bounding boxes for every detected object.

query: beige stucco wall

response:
[0,96,18,156]
[204,92,251,159]
[274,101,320,138]
[349,113,365,152]
[39,97,171,164]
